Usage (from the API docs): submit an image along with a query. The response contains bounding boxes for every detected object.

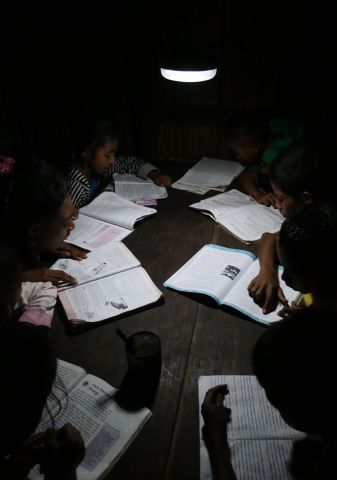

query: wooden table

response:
[51,164,265,480]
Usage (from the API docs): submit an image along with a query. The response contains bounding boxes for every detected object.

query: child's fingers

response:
[204,384,229,404]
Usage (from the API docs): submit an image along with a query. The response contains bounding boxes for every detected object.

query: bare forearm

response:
[238,171,260,200]
[205,434,238,480]
[257,233,278,272]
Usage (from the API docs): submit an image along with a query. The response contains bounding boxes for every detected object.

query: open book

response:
[111,173,168,201]
[56,243,163,325]
[29,359,152,480]
[65,214,132,251]
[80,191,157,230]
[172,157,244,195]
[190,189,284,243]
[164,244,298,325]
[199,375,303,480]
[52,242,140,291]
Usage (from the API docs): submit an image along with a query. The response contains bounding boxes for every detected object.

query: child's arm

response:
[238,170,277,207]
[22,267,78,286]
[53,242,88,261]
[147,168,172,187]
[112,155,172,186]
[248,232,287,314]
[201,385,238,480]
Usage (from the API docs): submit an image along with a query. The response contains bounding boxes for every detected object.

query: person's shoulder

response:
[66,167,89,186]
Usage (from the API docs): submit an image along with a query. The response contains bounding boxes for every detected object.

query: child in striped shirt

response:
[66,121,172,209]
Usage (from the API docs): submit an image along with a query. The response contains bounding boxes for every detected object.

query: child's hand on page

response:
[153,174,172,187]
[248,270,280,314]
[53,242,88,261]
[40,424,85,476]
[22,267,78,286]
[255,192,277,208]
[201,385,230,442]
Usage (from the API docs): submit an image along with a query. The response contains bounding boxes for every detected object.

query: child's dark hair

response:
[270,143,336,203]
[0,322,57,455]
[224,111,269,144]
[279,202,337,270]
[252,307,337,432]
[6,158,68,234]
[73,120,119,163]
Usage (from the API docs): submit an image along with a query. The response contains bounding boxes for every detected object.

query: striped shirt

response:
[65,155,158,208]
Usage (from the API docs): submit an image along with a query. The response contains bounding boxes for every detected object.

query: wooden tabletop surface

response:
[50,163,266,480]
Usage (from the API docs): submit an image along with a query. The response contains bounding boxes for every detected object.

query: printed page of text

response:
[223,261,299,325]
[66,214,131,250]
[59,267,162,322]
[80,192,157,230]
[164,244,255,303]
[177,158,244,188]
[30,374,151,480]
[199,375,303,480]
[53,242,140,290]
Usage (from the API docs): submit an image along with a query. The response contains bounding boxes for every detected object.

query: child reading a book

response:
[225,112,304,207]
[277,202,337,315]
[247,144,334,314]
[201,308,337,480]
[5,160,85,286]
[0,322,85,479]
[66,120,172,209]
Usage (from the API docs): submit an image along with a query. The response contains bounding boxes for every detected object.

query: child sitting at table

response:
[277,202,337,315]
[5,160,85,286]
[225,112,304,206]
[201,308,337,480]
[66,120,172,209]
[247,144,335,313]
[0,322,85,479]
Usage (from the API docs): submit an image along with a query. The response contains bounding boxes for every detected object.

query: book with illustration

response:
[164,244,298,325]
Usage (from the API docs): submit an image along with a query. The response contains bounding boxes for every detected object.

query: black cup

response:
[125,331,161,381]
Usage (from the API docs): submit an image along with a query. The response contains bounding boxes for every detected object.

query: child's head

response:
[76,121,119,175]
[224,112,269,166]
[252,308,337,435]
[269,144,334,218]
[7,160,74,252]
[0,246,22,324]
[278,202,337,295]
[0,322,56,457]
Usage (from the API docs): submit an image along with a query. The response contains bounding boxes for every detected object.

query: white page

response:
[199,375,303,480]
[176,157,244,189]
[171,181,210,195]
[59,267,162,323]
[222,261,299,325]
[114,181,167,200]
[191,190,284,243]
[164,244,255,303]
[65,214,131,250]
[52,242,140,290]
[30,373,151,480]
[80,192,157,230]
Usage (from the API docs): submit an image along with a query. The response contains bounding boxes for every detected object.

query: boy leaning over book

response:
[224,111,303,207]
[201,308,337,480]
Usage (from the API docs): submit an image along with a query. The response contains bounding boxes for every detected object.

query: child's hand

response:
[255,191,277,208]
[201,385,230,441]
[22,268,78,286]
[153,174,172,187]
[148,169,172,187]
[39,424,85,477]
[4,431,50,478]
[55,242,88,261]
[248,270,286,314]
[278,300,303,319]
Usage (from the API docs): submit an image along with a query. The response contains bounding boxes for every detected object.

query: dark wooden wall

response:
[1,1,336,165]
